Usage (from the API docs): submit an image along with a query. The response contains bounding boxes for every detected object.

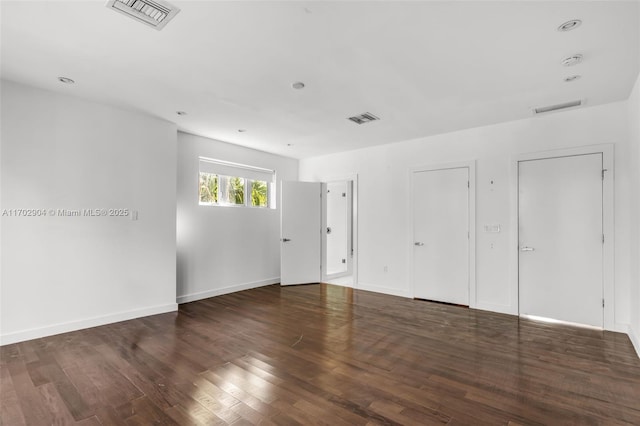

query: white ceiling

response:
[2,1,639,159]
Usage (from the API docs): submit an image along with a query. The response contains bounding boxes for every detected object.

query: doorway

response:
[323,180,353,285]
[518,153,604,327]
[280,177,358,288]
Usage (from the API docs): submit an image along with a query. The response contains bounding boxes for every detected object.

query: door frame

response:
[510,144,614,330]
[408,161,476,307]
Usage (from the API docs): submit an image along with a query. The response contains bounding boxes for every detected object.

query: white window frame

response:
[247,178,271,209]
[198,171,219,206]
[217,174,247,207]
[198,157,276,209]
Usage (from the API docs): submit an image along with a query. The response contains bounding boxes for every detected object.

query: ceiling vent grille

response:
[534,100,582,114]
[348,112,380,125]
[106,0,180,30]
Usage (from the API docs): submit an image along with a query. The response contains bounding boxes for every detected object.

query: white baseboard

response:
[614,322,630,334]
[323,277,354,288]
[355,282,410,298]
[177,277,280,304]
[0,302,178,346]
[474,301,517,316]
[629,324,640,359]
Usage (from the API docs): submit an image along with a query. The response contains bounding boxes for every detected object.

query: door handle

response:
[414,242,424,246]
[520,246,535,252]
[281,238,291,242]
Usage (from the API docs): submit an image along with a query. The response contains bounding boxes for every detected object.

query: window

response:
[250,180,268,208]
[198,157,275,209]
[220,176,245,205]
[199,172,218,204]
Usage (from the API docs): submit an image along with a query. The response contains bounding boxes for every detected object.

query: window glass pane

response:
[251,180,268,207]
[199,172,218,204]
[220,176,245,205]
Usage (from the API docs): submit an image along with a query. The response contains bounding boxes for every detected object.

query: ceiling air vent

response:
[348,112,380,125]
[534,100,582,115]
[106,0,180,31]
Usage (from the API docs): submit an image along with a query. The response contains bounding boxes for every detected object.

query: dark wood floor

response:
[2,284,640,425]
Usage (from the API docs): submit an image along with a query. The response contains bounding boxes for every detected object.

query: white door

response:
[518,154,603,327]
[281,181,322,286]
[413,167,469,305]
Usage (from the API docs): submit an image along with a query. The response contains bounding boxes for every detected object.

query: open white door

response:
[281,181,322,286]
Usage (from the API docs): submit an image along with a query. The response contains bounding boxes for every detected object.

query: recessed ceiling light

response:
[176,111,187,115]
[292,82,305,90]
[564,75,581,82]
[558,19,582,32]
[58,77,75,84]
[561,54,583,66]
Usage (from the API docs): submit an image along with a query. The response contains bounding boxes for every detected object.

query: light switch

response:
[484,224,501,233]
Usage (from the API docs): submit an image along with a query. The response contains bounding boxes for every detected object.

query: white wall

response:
[176,132,297,303]
[0,80,178,345]
[629,73,640,355]
[300,100,633,332]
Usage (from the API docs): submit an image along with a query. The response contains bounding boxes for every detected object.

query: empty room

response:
[1,1,640,424]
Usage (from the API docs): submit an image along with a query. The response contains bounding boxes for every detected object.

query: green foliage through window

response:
[251,180,268,207]
[226,177,245,205]
[198,158,274,209]
[199,172,218,204]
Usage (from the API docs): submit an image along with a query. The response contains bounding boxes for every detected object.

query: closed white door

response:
[281,181,322,286]
[413,167,469,305]
[518,154,603,327]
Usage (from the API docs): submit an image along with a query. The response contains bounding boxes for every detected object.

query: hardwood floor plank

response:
[36,382,78,425]
[235,355,371,425]
[174,379,242,424]
[63,363,107,407]
[24,350,94,421]
[200,370,282,417]
[92,406,124,426]
[78,355,144,408]
[0,365,27,426]
[6,360,53,425]
[164,404,213,426]
[75,415,102,426]
[1,284,639,425]
[292,399,355,426]
[121,396,180,425]
[269,399,332,425]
